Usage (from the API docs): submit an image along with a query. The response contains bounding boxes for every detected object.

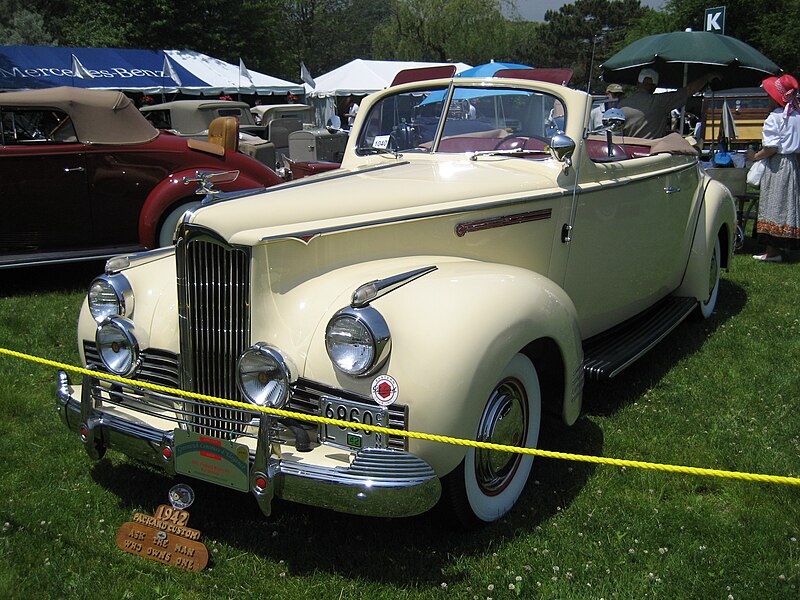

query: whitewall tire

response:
[158,201,199,247]
[443,353,541,526]
[696,236,721,319]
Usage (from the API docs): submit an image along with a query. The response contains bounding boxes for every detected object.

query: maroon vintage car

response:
[0,86,283,268]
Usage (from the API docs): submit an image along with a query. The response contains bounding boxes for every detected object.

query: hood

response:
[189,156,566,246]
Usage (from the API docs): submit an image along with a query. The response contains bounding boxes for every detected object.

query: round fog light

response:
[237,344,294,408]
[95,317,140,376]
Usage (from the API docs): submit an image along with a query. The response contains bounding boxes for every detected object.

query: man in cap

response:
[590,83,625,130]
[618,67,720,138]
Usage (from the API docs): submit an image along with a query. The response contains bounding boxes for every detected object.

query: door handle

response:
[664,186,681,194]
[63,166,85,173]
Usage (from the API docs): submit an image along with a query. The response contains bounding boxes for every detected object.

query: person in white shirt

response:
[345,96,360,129]
[590,83,624,130]
[747,73,800,262]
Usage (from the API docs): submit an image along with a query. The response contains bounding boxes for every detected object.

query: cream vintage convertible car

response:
[56,71,736,526]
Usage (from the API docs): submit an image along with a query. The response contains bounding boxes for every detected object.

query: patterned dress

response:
[757,108,800,250]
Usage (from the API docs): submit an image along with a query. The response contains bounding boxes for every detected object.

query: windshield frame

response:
[354,81,567,158]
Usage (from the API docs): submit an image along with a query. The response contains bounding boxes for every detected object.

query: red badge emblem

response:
[371,375,399,406]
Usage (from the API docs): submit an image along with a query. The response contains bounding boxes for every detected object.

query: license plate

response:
[173,429,250,492]
[322,397,388,450]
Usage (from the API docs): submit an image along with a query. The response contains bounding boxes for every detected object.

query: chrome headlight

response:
[237,344,295,408]
[87,274,134,323]
[325,306,391,376]
[95,317,140,376]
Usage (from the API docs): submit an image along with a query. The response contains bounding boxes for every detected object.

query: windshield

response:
[356,84,565,155]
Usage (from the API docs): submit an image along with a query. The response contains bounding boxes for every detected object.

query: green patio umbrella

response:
[600,31,781,90]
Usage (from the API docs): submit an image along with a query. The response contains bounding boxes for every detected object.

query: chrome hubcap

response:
[474,377,528,495]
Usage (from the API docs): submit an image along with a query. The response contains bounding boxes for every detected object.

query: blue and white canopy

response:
[0,46,303,95]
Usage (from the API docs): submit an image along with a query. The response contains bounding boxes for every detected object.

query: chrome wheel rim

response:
[474,377,528,495]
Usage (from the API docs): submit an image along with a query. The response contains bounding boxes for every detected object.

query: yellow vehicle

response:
[56,72,737,527]
[702,87,770,151]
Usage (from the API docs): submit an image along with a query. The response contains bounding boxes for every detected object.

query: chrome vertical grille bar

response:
[177,229,252,439]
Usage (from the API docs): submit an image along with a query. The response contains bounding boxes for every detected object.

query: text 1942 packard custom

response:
[56,72,736,526]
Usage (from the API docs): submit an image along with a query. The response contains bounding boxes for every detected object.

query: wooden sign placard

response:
[115,504,209,572]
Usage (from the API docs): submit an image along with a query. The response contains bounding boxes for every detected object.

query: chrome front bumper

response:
[55,371,440,518]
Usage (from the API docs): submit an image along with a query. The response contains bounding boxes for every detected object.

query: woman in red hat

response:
[747,74,800,261]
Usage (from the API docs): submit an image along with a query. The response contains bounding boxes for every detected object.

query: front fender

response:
[137,168,272,249]
[289,258,583,477]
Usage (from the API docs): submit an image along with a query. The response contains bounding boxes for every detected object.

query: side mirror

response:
[549,134,576,174]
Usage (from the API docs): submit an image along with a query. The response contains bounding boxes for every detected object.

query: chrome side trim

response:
[209,161,411,207]
[455,208,552,237]
[104,246,175,273]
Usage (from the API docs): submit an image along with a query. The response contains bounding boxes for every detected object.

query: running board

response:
[582,296,697,381]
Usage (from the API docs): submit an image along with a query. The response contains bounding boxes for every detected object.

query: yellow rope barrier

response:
[3,346,799,487]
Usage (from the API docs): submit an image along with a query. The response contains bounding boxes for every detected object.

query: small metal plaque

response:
[115,505,208,572]
[174,429,250,492]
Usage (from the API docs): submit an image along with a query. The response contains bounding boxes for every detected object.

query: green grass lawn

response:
[0,245,798,600]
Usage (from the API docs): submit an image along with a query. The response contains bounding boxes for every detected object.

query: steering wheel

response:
[390,124,419,150]
[495,134,551,151]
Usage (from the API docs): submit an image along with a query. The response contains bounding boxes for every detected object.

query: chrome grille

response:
[85,343,408,450]
[84,342,179,388]
[178,232,252,438]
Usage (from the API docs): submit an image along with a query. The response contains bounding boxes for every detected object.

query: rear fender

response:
[676,177,736,300]
[295,258,584,477]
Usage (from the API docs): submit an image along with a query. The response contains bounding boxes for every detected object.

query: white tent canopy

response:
[304,59,471,126]
[305,59,471,97]
[166,49,304,96]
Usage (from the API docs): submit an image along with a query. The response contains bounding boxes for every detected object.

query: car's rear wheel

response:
[696,236,721,319]
[442,353,541,527]
[158,201,199,247]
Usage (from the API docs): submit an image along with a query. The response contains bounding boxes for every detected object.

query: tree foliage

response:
[531,0,647,92]
[0,1,56,45]
[278,0,391,80]
[372,0,517,64]
[664,0,800,74]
